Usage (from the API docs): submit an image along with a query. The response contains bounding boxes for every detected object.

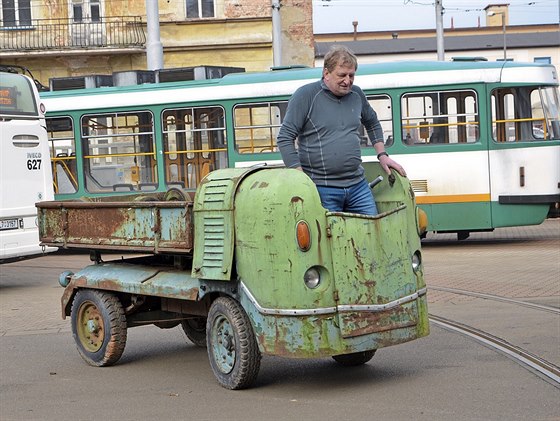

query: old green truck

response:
[37,163,429,389]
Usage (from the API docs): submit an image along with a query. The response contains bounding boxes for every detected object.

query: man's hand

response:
[379,154,407,177]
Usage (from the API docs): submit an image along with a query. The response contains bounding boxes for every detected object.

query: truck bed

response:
[37,199,193,255]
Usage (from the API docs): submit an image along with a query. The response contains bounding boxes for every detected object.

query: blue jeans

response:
[316,179,378,215]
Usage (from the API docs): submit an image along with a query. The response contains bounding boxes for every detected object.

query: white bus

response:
[0,71,55,261]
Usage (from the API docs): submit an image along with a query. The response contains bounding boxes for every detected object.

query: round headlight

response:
[304,267,321,289]
[412,251,421,272]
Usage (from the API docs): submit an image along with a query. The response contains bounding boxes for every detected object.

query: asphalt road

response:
[1,220,559,421]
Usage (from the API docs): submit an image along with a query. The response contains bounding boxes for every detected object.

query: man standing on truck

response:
[276,45,406,215]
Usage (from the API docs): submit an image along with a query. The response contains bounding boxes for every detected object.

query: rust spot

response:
[290,196,304,204]
[340,305,417,338]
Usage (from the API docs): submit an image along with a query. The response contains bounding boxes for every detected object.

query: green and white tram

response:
[41,59,560,238]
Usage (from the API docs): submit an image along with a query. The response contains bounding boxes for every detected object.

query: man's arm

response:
[276,88,310,169]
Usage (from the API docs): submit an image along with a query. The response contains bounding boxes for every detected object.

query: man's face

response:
[323,62,355,97]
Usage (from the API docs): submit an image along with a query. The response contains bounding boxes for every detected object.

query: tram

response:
[0,71,55,260]
[40,59,560,238]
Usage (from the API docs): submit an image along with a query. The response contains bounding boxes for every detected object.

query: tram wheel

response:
[70,289,127,367]
[207,297,261,389]
[332,350,376,366]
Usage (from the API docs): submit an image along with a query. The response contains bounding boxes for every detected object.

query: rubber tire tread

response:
[207,297,261,390]
[181,317,207,347]
[71,289,127,367]
[332,350,376,366]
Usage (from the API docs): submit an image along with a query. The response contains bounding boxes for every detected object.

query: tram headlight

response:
[304,267,321,289]
[412,251,422,272]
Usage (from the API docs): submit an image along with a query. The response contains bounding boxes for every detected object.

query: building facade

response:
[314,5,559,70]
[0,0,314,88]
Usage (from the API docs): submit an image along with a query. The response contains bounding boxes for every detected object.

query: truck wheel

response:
[332,350,376,366]
[207,297,261,390]
[181,317,207,347]
[71,289,127,367]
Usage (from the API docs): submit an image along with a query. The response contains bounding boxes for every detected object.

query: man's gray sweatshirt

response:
[276,79,383,188]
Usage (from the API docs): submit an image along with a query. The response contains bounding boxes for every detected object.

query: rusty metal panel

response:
[61,262,200,318]
[328,206,420,338]
[37,201,193,254]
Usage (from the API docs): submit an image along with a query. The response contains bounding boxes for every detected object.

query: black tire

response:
[206,297,261,390]
[181,317,207,347]
[70,289,127,367]
[164,188,187,201]
[332,350,376,366]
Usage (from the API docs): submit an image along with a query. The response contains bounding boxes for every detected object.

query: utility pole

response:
[145,0,163,71]
[272,0,282,67]
[435,0,445,61]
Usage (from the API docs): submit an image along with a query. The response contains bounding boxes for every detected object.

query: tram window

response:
[365,94,393,146]
[401,89,479,145]
[81,111,156,193]
[234,101,288,154]
[162,106,226,189]
[491,86,560,142]
[46,116,77,195]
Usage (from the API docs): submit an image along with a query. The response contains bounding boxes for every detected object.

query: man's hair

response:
[323,45,358,72]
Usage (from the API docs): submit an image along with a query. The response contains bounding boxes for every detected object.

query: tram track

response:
[429,314,560,386]
[429,285,560,314]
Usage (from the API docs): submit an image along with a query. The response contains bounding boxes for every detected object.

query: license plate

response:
[0,218,22,231]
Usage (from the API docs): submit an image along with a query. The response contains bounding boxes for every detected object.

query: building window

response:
[534,57,551,64]
[186,0,215,18]
[71,0,101,24]
[1,0,32,27]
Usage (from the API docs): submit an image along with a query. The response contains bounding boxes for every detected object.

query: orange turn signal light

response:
[296,220,311,251]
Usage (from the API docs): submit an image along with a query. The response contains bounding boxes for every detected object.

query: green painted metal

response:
[232,163,429,356]
[43,164,430,358]
[192,166,261,280]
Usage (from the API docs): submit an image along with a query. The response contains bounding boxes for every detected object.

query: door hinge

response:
[333,290,339,302]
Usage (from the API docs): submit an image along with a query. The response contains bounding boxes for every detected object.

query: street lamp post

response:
[488,11,507,60]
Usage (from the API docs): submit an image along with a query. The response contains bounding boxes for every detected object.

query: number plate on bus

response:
[0,218,22,231]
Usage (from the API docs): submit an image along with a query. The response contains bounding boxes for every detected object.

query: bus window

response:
[234,101,288,154]
[365,94,393,146]
[401,89,479,145]
[162,106,226,189]
[0,75,37,116]
[491,86,560,142]
[46,116,78,195]
[81,111,156,193]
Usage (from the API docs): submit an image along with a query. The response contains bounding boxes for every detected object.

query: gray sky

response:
[312,0,560,33]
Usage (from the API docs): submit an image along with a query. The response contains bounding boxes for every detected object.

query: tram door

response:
[163,106,227,189]
[488,85,560,227]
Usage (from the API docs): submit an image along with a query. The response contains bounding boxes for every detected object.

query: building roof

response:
[315,31,560,57]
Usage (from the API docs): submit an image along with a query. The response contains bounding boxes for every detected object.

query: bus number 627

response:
[27,159,42,170]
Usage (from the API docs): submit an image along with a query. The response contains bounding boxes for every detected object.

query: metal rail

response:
[430,286,560,315]
[430,314,560,385]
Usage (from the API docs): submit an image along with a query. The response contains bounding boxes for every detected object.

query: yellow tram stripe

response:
[415,193,491,204]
